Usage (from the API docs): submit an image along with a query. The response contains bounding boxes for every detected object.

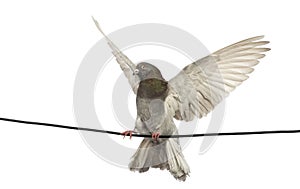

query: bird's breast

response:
[137,79,169,99]
[136,79,169,121]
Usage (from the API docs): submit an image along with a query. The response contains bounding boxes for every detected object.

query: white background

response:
[0,0,300,188]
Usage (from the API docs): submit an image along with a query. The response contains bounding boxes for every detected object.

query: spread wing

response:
[92,17,140,94]
[166,36,270,121]
[113,51,140,94]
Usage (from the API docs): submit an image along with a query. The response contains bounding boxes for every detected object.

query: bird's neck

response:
[137,79,168,99]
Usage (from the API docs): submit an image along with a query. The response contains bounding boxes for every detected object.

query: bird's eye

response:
[141,65,145,69]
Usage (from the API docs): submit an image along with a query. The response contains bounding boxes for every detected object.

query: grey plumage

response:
[93,16,270,182]
[167,36,270,121]
[130,62,190,181]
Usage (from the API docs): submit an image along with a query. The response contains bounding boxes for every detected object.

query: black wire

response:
[1,117,300,138]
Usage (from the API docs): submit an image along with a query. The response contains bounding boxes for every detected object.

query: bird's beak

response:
[133,69,139,75]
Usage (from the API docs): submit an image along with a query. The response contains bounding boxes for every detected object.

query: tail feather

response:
[129,138,190,181]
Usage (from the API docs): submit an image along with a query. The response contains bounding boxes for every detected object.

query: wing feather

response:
[167,36,270,121]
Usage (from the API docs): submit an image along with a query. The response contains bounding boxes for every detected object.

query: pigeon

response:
[92,17,270,181]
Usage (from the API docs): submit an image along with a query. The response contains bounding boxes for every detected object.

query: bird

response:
[92,17,270,181]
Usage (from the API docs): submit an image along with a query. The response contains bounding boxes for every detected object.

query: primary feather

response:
[167,36,270,121]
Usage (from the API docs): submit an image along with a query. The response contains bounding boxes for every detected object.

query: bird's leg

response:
[121,130,134,139]
[152,132,160,140]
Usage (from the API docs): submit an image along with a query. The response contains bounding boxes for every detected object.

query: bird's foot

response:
[121,130,134,139]
[152,132,160,140]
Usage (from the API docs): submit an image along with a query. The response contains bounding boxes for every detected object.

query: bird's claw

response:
[121,130,133,139]
[152,132,160,140]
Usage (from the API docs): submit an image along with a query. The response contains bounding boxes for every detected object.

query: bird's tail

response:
[129,138,190,181]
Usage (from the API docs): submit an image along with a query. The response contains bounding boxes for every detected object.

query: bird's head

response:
[134,62,164,81]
